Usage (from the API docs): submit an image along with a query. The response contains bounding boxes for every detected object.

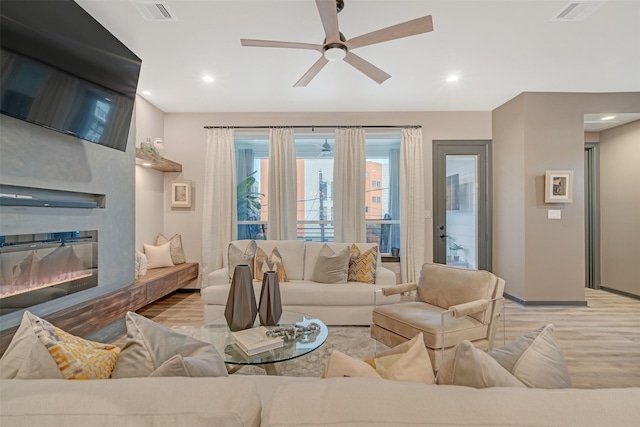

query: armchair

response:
[371,263,505,372]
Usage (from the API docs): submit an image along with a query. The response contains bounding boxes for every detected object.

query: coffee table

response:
[192,311,328,375]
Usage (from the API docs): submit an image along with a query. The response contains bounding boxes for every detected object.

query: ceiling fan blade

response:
[315,0,340,44]
[294,56,330,87]
[241,39,323,52]
[345,15,433,50]
[343,52,391,84]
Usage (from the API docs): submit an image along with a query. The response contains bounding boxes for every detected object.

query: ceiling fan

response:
[315,140,333,157]
[240,0,433,87]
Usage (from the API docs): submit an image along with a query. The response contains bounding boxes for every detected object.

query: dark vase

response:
[258,271,283,326]
[224,264,257,331]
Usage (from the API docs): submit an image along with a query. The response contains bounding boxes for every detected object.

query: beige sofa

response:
[201,240,399,325]
[2,376,639,426]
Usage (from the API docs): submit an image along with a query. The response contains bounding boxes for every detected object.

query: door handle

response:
[439,234,448,239]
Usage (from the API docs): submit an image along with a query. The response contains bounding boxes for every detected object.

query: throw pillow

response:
[135,250,148,277]
[155,233,186,265]
[436,340,526,388]
[310,244,349,284]
[144,242,174,269]
[228,240,258,280]
[323,333,435,384]
[348,244,377,284]
[254,246,288,282]
[111,312,228,379]
[0,311,61,379]
[0,311,120,380]
[490,324,572,388]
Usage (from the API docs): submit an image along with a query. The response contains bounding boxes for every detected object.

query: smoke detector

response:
[551,1,606,21]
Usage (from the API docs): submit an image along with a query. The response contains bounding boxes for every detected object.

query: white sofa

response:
[2,376,639,427]
[201,240,399,325]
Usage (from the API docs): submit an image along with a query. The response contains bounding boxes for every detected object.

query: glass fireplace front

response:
[0,230,98,315]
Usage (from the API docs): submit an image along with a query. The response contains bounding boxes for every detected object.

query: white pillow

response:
[135,250,148,277]
[491,324,572,388]
[436,340,526,388]
[144,242,174,269]
[112,312,228,379]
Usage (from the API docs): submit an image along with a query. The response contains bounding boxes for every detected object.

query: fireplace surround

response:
[0,230,98,315]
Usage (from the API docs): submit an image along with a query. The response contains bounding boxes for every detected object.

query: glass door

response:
[433,141,491,270]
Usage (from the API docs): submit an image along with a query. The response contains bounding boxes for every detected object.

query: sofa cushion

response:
[0,311,119,380]
[112,312,227,379]
[262,377,640,427]
[254,246,288,282]
[310,244,349,284]
[322,333,434,384]
[252,240,305,280]
[490,324,572,388]
[144,242,174,269]
[437,340,526,388]
[0,377,262,427]
[303,242,349,280]
[348,244,378,284]
[228,240,257,280]
[155,233,186,265]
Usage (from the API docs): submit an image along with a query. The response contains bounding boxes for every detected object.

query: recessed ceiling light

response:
[202,75,214,83]
[141,162,152,167]
[601,115,615,121]
[446,75,459,82]
[142,90,151,96]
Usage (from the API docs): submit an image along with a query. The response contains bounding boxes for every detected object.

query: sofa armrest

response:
[375,266,397,286]
[447,299,489,318]
[204,268,230,289]
[381,282,417,297]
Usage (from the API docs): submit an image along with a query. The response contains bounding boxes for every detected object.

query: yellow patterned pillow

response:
[254,246,288,282]
[27,312,120,379]
[348,244,377,284]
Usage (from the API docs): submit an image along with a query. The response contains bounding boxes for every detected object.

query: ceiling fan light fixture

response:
[324,46,346,61]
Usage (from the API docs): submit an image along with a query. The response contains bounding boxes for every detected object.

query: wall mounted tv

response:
[0,0,141,152]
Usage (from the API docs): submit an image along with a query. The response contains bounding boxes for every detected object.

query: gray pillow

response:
[112,312,228,378]
[228,240,258,280]
[310,244,350,284]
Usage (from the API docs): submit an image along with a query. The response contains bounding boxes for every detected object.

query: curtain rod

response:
[203,125,420,130]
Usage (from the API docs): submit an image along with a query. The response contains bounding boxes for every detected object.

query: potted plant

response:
[449,242,464,262]
[237,171,264,240]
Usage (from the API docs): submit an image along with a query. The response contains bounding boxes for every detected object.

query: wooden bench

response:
[0,262,199,354]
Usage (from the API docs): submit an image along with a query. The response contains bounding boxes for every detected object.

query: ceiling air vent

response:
[551,1,606,21]
[131,1,177,21]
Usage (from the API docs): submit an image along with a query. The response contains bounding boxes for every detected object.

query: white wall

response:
[157,111,492,287]
[134,96,166,252]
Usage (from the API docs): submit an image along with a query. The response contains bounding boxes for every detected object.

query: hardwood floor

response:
[135,288,640,389]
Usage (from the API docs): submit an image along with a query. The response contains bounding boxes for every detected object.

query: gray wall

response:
[492,92,640,303]
[599,120,640,297]
[0,114,135,330]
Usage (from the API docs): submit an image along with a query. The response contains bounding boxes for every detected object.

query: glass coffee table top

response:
[192,311,328,371]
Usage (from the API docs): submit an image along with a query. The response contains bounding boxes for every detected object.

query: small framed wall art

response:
[170,180,192,208]
[545,171,573,203]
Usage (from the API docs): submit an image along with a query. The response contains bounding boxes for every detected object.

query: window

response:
[234,131,400,253]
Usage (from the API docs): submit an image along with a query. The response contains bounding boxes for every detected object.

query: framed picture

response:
[170,180,192,208]
[545,171,573,203]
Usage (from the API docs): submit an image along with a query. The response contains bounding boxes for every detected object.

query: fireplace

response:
[0,231,98,315]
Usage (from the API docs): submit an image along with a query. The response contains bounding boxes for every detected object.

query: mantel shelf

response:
[135,148,182,172]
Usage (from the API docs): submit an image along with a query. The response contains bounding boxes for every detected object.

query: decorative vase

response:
[258,271,282,326]
[224,265,257,331]
[153,137,165,156]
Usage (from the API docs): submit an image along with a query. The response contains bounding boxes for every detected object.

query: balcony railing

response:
[237,219,400,254]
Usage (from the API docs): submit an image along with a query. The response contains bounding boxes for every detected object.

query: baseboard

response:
[600,286,640,301]
[504,293,588,307]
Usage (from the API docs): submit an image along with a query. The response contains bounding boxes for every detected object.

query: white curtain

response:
[400,127,426,282]
[201,128,236,286]
[267,128,298,240]
[333,128,366,242]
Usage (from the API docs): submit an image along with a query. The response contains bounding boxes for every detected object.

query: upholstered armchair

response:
[371,263,505,372]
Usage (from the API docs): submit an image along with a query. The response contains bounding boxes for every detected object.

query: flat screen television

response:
[0,0,141,152]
